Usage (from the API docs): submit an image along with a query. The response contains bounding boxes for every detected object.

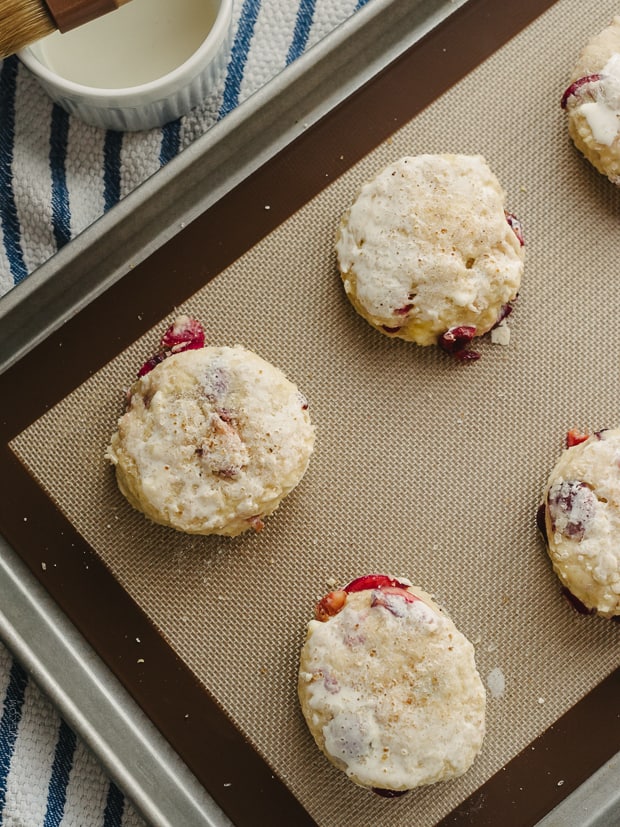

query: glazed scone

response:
[335,154,525,360]
[539,428,620,618]
[106,317,315,536]
[561,17,620,184]
[298,574,486,793]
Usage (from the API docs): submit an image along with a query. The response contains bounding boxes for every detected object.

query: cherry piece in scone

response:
[348,576,420,616]
[566,428,589,448]
[547,480,596,541]
[137,352,168,377]
[536,502,548,544]
[438,325,476,353]
[315,575,417,622]
[372,788,409,798]
[344,574,410,593]
[560,73,603,109]
[160,315,206,351]
[371,586,420,616]
[492,302,514,329]
[382,296,415,331]
[438,326,481,362]
[505,211,525,246]
[138,315,206,377]
[561,587,596,616]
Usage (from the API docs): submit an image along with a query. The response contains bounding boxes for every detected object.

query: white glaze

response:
[38,0,217,88]
[579,54,620,146]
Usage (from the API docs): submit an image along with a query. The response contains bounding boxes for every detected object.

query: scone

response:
[561,17,620,184]
[106,316,315,536]
[335,154,525,361]
[298,574,486,793]
[538,428,620,617]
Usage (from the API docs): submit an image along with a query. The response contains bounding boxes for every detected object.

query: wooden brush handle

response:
[45,0,131,32]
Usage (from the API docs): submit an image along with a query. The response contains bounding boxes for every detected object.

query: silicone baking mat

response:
[1,0,619,824]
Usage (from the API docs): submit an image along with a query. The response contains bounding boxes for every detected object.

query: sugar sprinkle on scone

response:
[298,574,486,794]
[538,428,620,618]
[335,154,525,362]
[106,316,315,536]
[561,17,620,184]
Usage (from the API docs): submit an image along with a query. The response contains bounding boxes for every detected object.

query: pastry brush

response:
[0,0,132,59]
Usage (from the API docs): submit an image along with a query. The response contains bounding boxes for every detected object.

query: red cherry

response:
[560,73,603,109]
[453,348,481,363]
[566,428,589,448]
[373,585,419,603]
[344,574,409,593]
[137,352,168,377]
[438,325,476,354]
[371,586,420,616]
[536,503,548,544]
[160,315,205,351]
[547,480,596,541]
[493,303,514,329]
[247,515,265,532]
[137,316,206,377]
[372,788,409,798]
[561,587,596,615]
[505,211,525,246]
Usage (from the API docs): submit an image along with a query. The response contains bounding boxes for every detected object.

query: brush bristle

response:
[0,0,56,59]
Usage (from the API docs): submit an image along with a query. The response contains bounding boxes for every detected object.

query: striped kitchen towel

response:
[0,1,370,824]
[0,0,370,298]
[0,644,146,827]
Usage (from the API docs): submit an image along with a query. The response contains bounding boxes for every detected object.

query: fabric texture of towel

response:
[0,0,368,824]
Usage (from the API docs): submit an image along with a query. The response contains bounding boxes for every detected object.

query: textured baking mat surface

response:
[10,0,620,824]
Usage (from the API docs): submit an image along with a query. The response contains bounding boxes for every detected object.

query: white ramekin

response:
[18,0,233,132]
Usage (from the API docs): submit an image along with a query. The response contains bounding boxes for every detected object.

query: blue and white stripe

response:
[0,644,145,826]
[0,1,369,823]
[0,56,29,287]
[0,658,28,822]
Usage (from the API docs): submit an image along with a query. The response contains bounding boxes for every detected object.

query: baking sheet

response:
[1,0,619,824]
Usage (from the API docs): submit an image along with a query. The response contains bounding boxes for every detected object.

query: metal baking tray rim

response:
[0,0,618,824]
